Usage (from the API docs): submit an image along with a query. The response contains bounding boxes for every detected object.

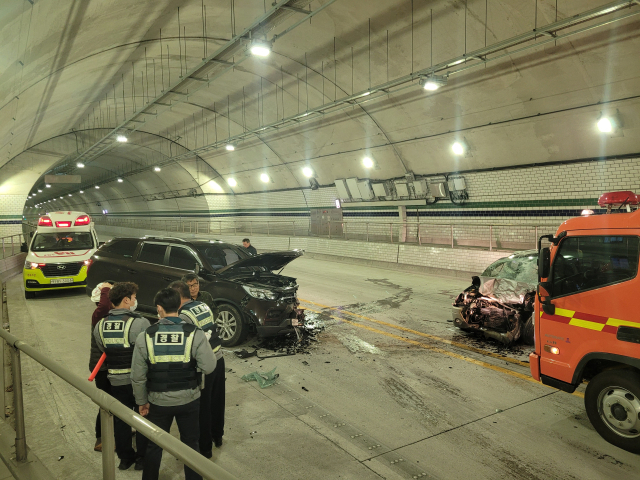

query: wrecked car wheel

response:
[521,315,535,346]
[585,369,640,454]
[215,304,247,347]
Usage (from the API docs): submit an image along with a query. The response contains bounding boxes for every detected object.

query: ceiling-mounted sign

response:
[44,175,81,184]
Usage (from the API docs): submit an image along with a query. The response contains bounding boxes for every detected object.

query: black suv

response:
[86,236,303,346]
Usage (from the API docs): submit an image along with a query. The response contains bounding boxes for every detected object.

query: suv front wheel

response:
[215,304,247,347]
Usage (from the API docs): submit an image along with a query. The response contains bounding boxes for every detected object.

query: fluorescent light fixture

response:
[68,194,72,197]
[419,75,448,91]
[452,140,470,156]
[335,199,341,209]
[77,162,85,168]
[260,173,270,183]
[249,40,271,57]
[597,117,613,133]
[79,190,84,194]
[117,178,123,183]
[59,196,63,199]
[95,185,100,189]
[225,144,235,151]
[302,167,313,178]
[116,135,128,143]
[363,157,374,168]
[38,189,42,193]
[227,178,237,187]
[45,184,51,188]
[154,166,161,172]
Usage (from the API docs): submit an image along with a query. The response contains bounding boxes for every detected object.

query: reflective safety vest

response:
[145,323,199,392]
[180,301,222,353]
[98,314,135,375]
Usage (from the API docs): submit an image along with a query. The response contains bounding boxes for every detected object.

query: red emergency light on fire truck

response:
[532,191,640,453]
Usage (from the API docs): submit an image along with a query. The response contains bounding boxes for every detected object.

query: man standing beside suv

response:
[182,273,215,310]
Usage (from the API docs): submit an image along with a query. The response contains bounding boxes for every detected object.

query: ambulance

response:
[533,191,640,453]
[23,212,99,299]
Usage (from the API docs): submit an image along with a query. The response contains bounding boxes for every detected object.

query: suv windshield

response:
[482,253,538,285]
[32,232,94,252]
[194,243,254,270]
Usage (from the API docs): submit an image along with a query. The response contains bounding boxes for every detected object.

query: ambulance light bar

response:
[38,216,53,226]
[74,215,91,226]
[597,191,639,207]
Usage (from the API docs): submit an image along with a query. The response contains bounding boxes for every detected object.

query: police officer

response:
[94,282,150,470]
[131,288,216,480]
[169,281,225,457]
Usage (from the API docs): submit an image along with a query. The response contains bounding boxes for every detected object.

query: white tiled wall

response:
[1,195,26,237]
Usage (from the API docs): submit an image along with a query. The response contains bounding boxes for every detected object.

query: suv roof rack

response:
[142,236,187,242]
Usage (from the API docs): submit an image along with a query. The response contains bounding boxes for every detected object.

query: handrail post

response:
[11,235,15,256]
[344,222,347,240]
[366,222,369,242]
[100,408,117,480]
[489,225,493,251]
[451,225,454,248]
[390,223,393,243]
[2,237,4,259]
[10,346,27,462]
[535,226,538,249]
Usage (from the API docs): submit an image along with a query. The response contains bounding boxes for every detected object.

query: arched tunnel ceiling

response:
[1,0,639,209]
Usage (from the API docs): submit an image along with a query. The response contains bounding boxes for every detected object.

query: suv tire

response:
[585,369,640,454]
[24,290,35,299]
[521,315,535,345]
[215,304,246,347]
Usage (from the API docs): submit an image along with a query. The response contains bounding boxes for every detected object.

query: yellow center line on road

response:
[301,302,585,399]
[300,298,531,368]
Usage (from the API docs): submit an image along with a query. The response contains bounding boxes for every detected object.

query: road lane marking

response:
[302,304,585,399]
[300,298,531,368]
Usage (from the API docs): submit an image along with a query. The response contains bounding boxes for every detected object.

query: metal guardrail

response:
[0,235,24,260]
[0,283,238,480]
[92,216,557,251]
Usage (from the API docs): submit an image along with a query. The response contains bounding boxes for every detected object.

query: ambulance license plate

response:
[50,278,73,285]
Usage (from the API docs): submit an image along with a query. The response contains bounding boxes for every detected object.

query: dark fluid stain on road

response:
[451,331,531,360]
[335,279,413,313]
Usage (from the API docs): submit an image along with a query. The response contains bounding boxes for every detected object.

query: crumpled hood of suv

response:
[216,250,303,275]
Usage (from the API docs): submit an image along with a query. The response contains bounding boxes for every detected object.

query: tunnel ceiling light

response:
[77,162,85,168]
[45,184,51,188]
[225,144,235,151]
[363,157,374,169]
[59,196,63,199]
[452,140,470,156]
[68,194,72,197]
[116,135,128,143]
[79,190,84,194]
[37,189,42,193]
[419,75,448,91]
[597,117,613,133]
[227,178,237,187]
[249,40,271,57]
[95,185,100,189]
[260,173,270,183]
[302,167,314,178]
[154,166,161,172]
[117,178,123,183]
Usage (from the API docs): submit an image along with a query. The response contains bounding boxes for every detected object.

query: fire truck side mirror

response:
[539,247,550,279]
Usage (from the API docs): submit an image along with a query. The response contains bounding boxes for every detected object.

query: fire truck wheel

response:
[521,315,535,346]
[585,369,640,454]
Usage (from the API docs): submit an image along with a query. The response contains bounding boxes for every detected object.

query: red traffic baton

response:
[88,353,106,382]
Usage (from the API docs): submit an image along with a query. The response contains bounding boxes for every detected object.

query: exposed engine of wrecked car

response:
[453,276,536,346]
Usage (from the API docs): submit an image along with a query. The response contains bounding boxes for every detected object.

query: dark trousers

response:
[143,399,201,480]
[210,357,226,441]
[110,384,147,462]
[94,370,111,439]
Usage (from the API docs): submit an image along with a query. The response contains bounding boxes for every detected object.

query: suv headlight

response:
[242,285,278,300]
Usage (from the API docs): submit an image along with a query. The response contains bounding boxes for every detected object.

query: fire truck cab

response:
[532,191,640,453]
[23,212,98,299]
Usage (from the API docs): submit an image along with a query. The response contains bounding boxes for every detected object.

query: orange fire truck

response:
[531,191,640,453]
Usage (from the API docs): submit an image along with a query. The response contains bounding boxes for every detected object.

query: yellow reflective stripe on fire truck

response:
[554,308,575,318]
[606,318,639,328]
[568,318,605,331]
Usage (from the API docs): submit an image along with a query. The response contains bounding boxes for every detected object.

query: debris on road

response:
[241,367,279,388]
[234,349,258,359]
[255,309,325,357]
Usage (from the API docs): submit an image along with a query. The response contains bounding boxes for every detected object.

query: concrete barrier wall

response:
[0,253,26,283]
[95,225,508,278]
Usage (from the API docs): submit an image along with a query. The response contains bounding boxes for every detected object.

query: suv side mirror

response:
[98,241,106,247]
[20,243,28,253]
[194,263,200,275]
[538,247,550,279]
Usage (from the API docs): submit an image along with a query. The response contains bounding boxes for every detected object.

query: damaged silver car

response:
[452,250,537,346]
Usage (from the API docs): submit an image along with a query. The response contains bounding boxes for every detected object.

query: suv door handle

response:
[127,269,137,274]
[163,277,172,282]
